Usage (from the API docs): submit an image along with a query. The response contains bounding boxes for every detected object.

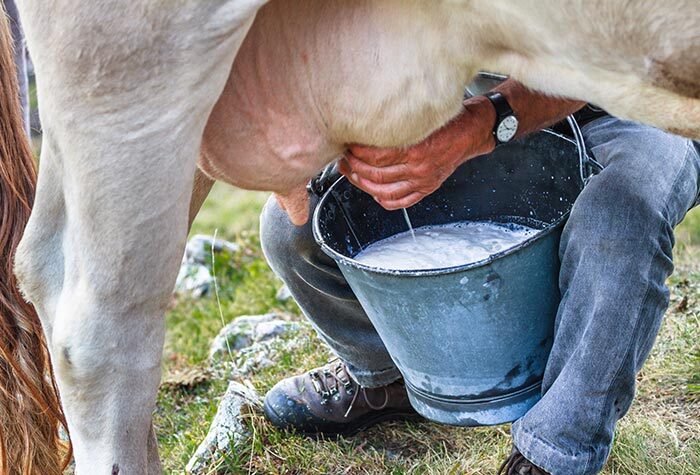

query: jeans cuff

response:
[511,420,605,475]
[345,362,402,388]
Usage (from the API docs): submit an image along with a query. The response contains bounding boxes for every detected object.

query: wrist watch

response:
[484,91,519,144]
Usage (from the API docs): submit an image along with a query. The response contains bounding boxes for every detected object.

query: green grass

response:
[190,182,270,237]
[28,75,38,112]
[155,184,700,474]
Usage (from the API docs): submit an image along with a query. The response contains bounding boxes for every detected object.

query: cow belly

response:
[200,0,475,194]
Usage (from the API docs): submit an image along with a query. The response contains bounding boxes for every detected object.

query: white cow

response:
[0,0,698,473]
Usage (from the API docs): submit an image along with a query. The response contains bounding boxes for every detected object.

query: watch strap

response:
[484,91,514,122]
[484,91,516,144]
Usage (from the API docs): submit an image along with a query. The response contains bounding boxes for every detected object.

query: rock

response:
[209,313,297,361]
[209,313,277,358]
[186,324,315,472]
[175,263,213,298]
[186,234,239,267]
[174,235,239,297]
[276,284,293,302]
[254,319,299,342]
[185,381,261,475]
[234,341,276,375]
[234,336,306,376]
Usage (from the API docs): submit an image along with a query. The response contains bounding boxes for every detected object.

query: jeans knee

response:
[260,198,290,274]
[260,196,317,277]
[563,171,673,256]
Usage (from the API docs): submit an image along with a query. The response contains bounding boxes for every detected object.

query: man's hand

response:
[340,80,585,210]
[276,80,585,222]
[340,97,496,210]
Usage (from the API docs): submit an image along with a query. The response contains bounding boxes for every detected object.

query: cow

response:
[0,0,698,473]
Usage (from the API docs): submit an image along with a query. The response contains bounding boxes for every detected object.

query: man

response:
[261,76,700,475]
[260,76,700,474]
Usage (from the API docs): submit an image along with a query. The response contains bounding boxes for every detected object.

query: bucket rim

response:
[312,129,583,277]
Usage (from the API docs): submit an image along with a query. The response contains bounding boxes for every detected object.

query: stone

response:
[234,341,275,376]
[275,284,293,302]
[174,235,240,297]
[186,234,239,267]
[185,381,261,474]
[234,336,306,376]
[209,313,297,361]
[174,263,213,298]
[186,324,314,471]
[253,320,299,342]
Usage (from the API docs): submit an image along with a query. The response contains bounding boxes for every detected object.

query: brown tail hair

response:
[0,7,69,475]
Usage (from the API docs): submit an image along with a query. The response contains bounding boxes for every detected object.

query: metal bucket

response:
[312,125,591,426]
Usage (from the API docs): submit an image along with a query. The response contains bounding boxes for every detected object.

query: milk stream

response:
[402,208,416,242]
[356,220,538,270]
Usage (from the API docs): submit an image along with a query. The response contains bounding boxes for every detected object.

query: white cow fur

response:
[11,0,699,473]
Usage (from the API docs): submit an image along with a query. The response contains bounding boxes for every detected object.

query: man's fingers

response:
[347,144,401,166]
[346,173,416,201]
[376,192,426,210]
[343,154,408,184]
[274,188,310,226]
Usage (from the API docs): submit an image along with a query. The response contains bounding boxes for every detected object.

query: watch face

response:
[496,115,518,142]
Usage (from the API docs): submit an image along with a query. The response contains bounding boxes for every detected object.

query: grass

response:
[154,183,700,474]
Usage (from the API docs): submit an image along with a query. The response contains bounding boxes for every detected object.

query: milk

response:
[402,208,416,242]
[355,221,538,270]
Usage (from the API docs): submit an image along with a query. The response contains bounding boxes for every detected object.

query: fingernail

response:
[352,173,359,182]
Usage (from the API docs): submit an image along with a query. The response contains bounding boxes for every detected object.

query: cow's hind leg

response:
[486,53,700,139]
[14,1,266,473]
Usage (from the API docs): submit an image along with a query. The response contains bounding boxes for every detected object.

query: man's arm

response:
[341,79,585,209]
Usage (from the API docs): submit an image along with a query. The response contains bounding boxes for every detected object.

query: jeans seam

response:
[690,142,700,207]
[670,141,693,218]
[349,365,398,376]
[346,365,401,388]
[518,425,587,458]
[581,143,688,474]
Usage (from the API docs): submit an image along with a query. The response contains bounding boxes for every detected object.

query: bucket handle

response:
[566,115,602,186]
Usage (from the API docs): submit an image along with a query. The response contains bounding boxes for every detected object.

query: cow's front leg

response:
[14,1,266,472]
[14,123,180,475]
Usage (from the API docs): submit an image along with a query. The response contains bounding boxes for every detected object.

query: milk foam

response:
[355,221,538,270]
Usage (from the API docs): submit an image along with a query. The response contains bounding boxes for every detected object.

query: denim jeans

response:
[261,117,700,474]
[4,0,29,135]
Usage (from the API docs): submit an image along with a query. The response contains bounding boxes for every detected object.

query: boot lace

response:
[308,359,389,418]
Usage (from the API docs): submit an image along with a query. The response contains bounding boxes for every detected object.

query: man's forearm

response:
[342,78,587,209]
[453,79,586,158]
[493,79,586,139]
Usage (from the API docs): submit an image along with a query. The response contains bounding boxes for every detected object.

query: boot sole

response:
[263,397,424,438]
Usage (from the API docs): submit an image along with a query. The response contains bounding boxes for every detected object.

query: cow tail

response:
[0,6,69,475]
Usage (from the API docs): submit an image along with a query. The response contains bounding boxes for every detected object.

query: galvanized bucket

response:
[312,122,593,426]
